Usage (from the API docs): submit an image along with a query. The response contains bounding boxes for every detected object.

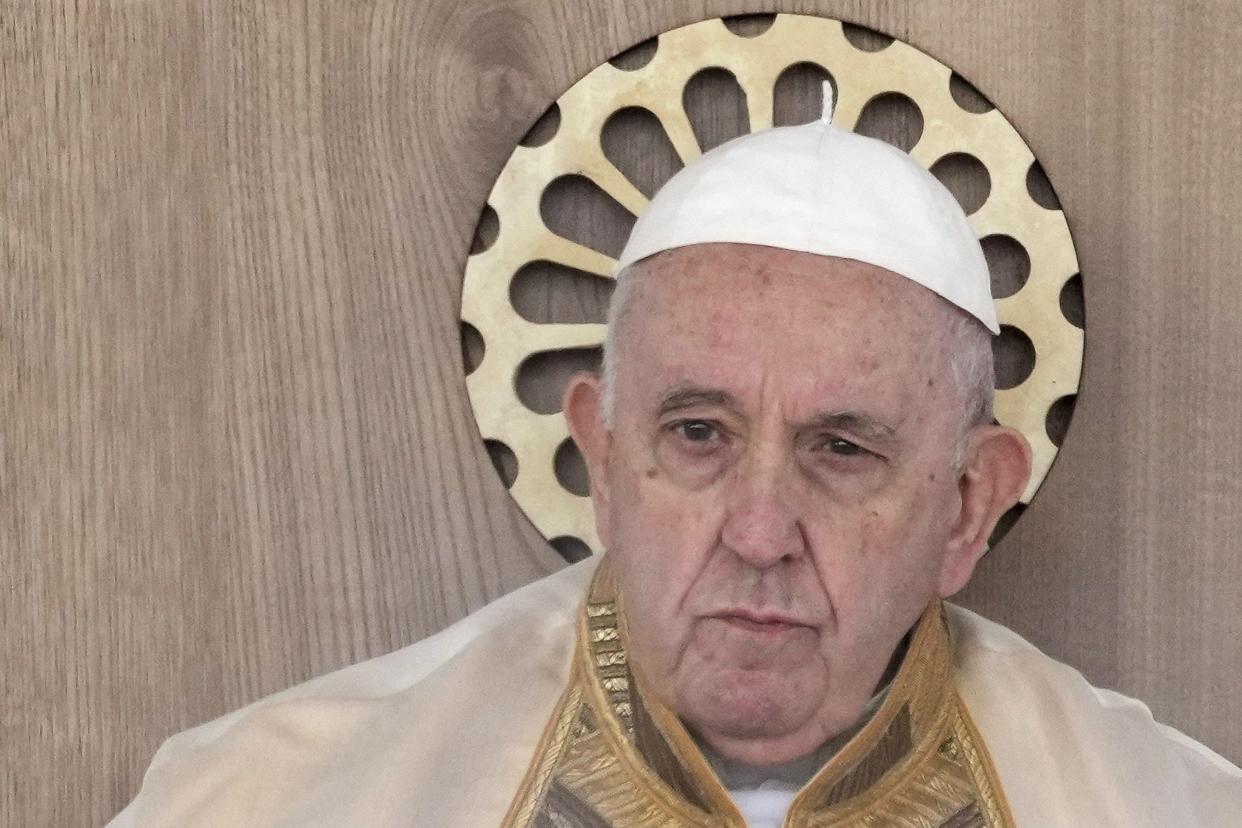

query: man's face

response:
[579,243,996,765]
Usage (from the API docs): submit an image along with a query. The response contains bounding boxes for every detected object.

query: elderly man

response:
[113,96,1242,827]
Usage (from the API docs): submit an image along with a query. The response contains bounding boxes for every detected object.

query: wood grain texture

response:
[3,1,1241,825]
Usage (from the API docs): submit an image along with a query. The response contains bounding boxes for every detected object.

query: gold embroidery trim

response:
[574,563,734,826]
[953,693,1016,827]
[785,605,951,821]
[505,560,1014,828]
[629,672,748,822]
[501,664,585,827]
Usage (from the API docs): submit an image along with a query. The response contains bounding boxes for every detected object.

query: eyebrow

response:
[655,387,897,443]
[655,384,740,417]
[808,411,898,444]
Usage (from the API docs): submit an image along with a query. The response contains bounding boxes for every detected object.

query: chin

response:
[681,667,817,744]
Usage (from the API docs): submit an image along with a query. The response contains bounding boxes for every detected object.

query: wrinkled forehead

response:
[621,243,954,340]
[613,244,959,420]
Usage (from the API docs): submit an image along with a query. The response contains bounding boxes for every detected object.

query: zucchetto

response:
[616,83,998,334]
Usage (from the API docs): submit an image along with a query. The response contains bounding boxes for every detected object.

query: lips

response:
[713,609,811,634]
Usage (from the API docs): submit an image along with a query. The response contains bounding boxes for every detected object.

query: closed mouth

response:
[713,609,811,634]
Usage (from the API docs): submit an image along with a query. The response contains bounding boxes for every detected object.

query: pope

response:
[111,85,1242,827]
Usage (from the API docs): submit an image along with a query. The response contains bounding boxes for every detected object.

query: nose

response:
[719,443,806,567]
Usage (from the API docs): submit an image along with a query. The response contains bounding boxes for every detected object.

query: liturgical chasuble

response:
[112,556,1242,826]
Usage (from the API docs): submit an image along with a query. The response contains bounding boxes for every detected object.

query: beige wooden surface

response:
[3,2,1241,825]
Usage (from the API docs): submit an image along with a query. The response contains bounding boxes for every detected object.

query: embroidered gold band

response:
[504,560,1014,828]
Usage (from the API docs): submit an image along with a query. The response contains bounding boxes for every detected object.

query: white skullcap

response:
[615,83,999,334]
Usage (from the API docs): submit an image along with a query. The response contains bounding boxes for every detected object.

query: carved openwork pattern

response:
[461,15,1084,556]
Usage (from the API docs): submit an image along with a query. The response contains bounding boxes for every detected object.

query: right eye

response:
[673,420,720,444]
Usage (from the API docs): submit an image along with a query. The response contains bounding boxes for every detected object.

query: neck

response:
[698,713,868,791]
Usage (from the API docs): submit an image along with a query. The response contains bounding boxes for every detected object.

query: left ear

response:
[937,425,1032,597]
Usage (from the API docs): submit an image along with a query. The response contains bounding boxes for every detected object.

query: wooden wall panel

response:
[3,1,1240,825]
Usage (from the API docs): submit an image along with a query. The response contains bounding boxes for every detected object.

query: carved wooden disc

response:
[461,14,1084,557]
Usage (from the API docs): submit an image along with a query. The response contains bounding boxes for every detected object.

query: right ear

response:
[562,372,613,547]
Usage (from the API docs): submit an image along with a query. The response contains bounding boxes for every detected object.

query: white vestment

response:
[111,557,1242,827]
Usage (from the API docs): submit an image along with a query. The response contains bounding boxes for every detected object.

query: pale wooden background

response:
[4,2,1241,825]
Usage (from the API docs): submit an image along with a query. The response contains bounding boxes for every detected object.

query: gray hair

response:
[600,261,995,441]
[600,264,641,427]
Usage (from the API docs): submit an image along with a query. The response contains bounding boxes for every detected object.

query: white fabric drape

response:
[112,558,1242,827]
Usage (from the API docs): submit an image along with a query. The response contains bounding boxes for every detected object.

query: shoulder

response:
[110,558,598,827]
[946,603,1242,827]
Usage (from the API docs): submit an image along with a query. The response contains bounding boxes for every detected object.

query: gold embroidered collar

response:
[505,559,1013,827]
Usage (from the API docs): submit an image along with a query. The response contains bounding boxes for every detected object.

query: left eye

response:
[822,437,866,456]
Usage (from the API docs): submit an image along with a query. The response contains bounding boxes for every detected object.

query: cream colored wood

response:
[462,14,1082,556]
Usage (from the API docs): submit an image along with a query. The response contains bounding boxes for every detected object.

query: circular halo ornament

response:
[461,14,1084,556]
